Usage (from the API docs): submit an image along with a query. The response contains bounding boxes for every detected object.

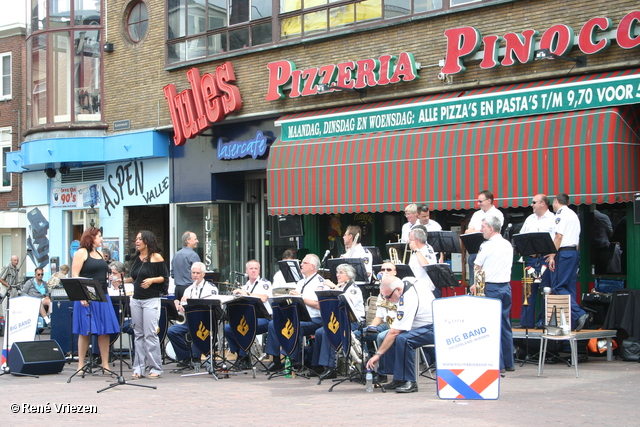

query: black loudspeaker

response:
[8,340,66,375]
[277,215,303,238]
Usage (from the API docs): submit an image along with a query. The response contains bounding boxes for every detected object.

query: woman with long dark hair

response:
[128,230,168,379]
[71,227,120,375]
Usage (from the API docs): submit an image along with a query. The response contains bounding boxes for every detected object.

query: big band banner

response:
[433,295,501,400]
[2,296,41,368]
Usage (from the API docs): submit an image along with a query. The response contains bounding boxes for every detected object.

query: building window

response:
[166,0,499,65]
[27,0,102,128]
[127,1,149,43]
[0,53,11,100]
[0,127,12,191]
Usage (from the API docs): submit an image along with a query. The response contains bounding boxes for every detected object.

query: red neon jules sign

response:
[163,63,242,146]
[441,11,640,75]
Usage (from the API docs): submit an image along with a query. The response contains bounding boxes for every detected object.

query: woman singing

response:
[128,230,168,379]
[71,227,120,375]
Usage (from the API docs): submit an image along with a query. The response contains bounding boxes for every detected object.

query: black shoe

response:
[500,368,506,373]
[505,366,515,372]
[235,356,252,370]
[319,368,337,380]
[176,359,193,368]
[307,366,323,377]
[374,373,388,384]
[395,381,418,393]
[575,313,589,332]
[382,379,405,390]
[266,360,283,373]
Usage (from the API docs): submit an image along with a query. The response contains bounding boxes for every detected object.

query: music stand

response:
[181,297,228,379]
[424,264,459,290]
[460,232,485,254]
[268,295,312,380]
[61,278,119,383]
[327,258,367,284]
[364,246,384,265]
[512,232,557,367]
[427,231,462,253]
[98,284,156,393]
[277,260,303,284]
[226,295,271,376]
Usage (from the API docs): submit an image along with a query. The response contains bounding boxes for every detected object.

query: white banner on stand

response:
[433,295,502,400]
[1,296,41,368]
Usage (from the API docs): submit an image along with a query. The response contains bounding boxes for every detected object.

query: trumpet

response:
[474,270,486,297]
[522,264,534,306]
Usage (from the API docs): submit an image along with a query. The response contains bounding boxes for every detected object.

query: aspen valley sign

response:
[163,63,242,146]
[442,11,640,75]
[265,52,419,100]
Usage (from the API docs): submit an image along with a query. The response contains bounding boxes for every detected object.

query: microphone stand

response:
[98,273,156,393]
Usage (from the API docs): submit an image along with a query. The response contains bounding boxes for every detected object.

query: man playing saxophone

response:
[472,215,515,373]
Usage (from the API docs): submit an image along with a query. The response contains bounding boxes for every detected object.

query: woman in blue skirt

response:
[71,227,120,375]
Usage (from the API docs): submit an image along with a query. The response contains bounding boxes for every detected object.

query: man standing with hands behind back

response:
[171,231,200,303]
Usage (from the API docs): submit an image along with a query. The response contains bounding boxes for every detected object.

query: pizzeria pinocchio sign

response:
[163,63,242,146]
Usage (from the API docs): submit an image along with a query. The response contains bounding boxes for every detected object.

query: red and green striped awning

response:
[267,107,640,215]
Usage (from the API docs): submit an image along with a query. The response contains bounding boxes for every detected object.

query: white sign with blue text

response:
[433,295,501,400]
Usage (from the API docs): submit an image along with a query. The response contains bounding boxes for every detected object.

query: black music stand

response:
[460,232,485,255]
[61,278,119,384]
[226,295,271,376]
[424,264,459,290]
[108,295,132,369]
[327,258,367,284]
[278,260,303,284]
[428,231,462,253]
[512,232,557,366]
[181,296,228,379]
[268,295,312,380]
[98,285,156,393]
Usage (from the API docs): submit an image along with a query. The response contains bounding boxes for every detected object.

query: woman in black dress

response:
[128,230,168,379]
[71,227,120,374]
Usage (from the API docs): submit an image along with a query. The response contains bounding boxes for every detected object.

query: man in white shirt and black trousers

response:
[366,275,435,393]
[472,215,515,373]
[547,193,588,331]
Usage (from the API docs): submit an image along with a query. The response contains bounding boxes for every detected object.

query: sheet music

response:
[202,294,240,304]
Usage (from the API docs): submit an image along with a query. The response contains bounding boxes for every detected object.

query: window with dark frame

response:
[127,1,150,43]
[166,0,497,65]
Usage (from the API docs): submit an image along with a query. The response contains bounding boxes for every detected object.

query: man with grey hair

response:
[472,215,515,373]
[171,231,200,303]
[408,226,438,293]
[167,261,218,366]
[366,275,435,393]
[400,204,419,243]
[0,255,20,319]
[265,253,324,373]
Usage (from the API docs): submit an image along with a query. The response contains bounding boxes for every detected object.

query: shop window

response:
[0,127,12,191]
[127,1,149,43]
[166,0,498,65]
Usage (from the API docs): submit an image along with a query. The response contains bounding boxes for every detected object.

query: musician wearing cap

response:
[547,193,588,332]
[309,263,365,379]
[465,190,504,285]
[265,254,324,373]
[166,262,218,366]
[342,225,373,282]
[471,215,515,373]
[224,259,273,370]
[519,194,555,328]
[366,275,435,393]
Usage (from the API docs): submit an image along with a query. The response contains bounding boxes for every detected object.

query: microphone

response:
[376,272,383,281]
[321,250,330,266]
[233,271,248,279]
[502,223,513,238]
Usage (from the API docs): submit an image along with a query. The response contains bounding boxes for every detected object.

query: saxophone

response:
[474,270,486,297]
[377,298,398,326]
